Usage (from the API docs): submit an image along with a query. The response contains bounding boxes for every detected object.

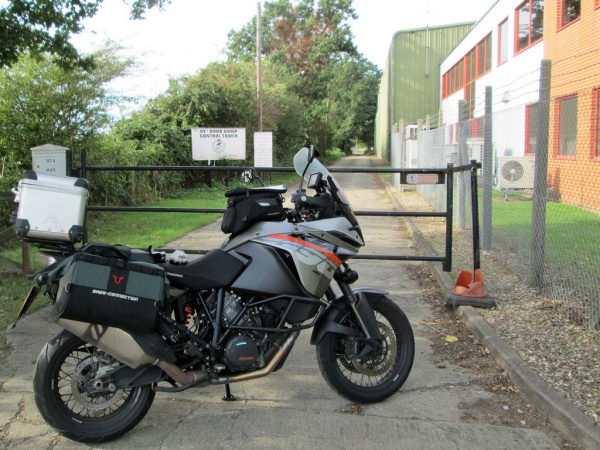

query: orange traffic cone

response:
[452,268,487,298]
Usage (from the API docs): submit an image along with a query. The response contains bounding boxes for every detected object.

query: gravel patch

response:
[394,189,600,426]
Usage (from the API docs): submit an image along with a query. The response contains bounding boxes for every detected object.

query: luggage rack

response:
[24,238,79,261]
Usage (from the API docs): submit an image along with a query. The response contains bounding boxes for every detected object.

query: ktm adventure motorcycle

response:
[16,147,415,443]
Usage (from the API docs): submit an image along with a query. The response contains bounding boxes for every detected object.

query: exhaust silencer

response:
[56,318,161,369]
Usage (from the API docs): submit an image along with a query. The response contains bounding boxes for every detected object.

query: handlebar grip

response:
[297,193,332,209]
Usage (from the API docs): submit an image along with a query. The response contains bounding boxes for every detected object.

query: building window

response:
[561,0,581,27]
[465,48,477,118]
[515,0,544,53]
[498,18,509,65]
[557,95,578,156]
[525,103,539,154]
[442,59,465,99]
[442,34,491,101]
[477,33,492,76]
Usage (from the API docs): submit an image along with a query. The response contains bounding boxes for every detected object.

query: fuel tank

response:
[229,242,309,297]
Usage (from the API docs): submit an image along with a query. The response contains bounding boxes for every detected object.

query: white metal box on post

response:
[14,171,89,243]
[31,144,69,176]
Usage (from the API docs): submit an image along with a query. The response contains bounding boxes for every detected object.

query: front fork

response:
[330,265,383,341]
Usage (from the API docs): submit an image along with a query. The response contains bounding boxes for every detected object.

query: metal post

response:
[256,2,263,133]
[66,149,73,177]
[483,86,493,251]
[81,148,89,244]
[444,163,454,272]
[80,148,87,180]
[457,100,469,230]
[529,60,551,289]
[470,162,481,273]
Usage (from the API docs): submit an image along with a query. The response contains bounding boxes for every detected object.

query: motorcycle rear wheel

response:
[33,330,155,443]
[316,296,414,403]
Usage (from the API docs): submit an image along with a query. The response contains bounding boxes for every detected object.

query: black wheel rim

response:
[334,310,398,387]
[54,342,136,419]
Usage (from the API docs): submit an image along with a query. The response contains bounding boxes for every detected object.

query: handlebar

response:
[288,190,333,222]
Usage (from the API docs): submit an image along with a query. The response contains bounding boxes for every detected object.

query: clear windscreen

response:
[293,148,350,205]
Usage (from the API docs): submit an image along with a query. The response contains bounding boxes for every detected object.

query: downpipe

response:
[212,331,299,385]
[157,331,299,389]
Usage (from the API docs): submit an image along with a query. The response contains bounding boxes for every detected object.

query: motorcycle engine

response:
[219,292,279,372]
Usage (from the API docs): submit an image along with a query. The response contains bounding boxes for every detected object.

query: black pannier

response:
[50,246,167,333]
[221,185,287,234]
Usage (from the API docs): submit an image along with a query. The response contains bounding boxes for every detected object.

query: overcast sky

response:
[71,0,492,105]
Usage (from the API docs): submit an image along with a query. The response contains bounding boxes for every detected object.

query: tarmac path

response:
[1,155,563,449]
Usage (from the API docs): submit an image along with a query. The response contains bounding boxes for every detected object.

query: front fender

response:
[310,288,388,345]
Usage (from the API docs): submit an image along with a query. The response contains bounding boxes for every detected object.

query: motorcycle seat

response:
[159,249,245,291]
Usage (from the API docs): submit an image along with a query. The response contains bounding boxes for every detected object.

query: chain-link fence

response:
[391,57,600,330]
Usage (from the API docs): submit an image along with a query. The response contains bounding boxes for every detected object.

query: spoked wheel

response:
[33,331,155,443]
[316,296,415,403]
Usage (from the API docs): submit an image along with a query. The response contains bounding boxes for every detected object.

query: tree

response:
[0,0,170,69]
[326,55,381,151]
[0,44,136,226]
[0,44,135,189]
[227,0,357,87]
[227,0,380,152]
[119,61,305,165]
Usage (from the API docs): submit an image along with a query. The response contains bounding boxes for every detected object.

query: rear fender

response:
[310,288,388,345]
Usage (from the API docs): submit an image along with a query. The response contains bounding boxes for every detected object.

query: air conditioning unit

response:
[467,138,484,163]
[467,138,484,174]
[405,139,419,168]
[496,156,536,190]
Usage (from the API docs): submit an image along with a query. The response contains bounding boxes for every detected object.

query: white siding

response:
[440,0,545,157]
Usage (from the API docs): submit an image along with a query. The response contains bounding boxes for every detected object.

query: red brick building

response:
[544,0,600,211]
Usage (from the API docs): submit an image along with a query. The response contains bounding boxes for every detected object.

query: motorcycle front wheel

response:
[33,330,155,443]
[316,296,415,403]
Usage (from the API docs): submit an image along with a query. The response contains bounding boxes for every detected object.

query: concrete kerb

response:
[384,184,600,449]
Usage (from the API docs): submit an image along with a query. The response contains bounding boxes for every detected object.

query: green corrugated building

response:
[375,23,474,161]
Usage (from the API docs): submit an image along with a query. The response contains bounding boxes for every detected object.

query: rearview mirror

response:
[241,169,255,183]
[309,145,320,162]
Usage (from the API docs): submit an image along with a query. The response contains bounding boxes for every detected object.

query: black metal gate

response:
[78,150,482,274]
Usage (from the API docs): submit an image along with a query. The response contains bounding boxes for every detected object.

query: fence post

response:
[66,149,73,177]
[399,120,406,192]
[444,163,455,272]
[529,60,551,289]
[21,243,30,275]
[483,86,493,251]
[391,123,400,189]
[81,148,87,180]
[81,148,89,244]
[457,100,469,230]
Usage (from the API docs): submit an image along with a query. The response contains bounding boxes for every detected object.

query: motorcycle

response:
[15,146,415,443]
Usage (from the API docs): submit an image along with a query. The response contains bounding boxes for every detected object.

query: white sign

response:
[31,144,68,176]
[191,128,246,161]
[254,132,273,167]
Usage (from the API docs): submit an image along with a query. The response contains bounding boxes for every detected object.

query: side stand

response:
[222,383,237,401]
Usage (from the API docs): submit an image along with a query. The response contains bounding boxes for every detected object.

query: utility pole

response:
[256,2,263,132]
